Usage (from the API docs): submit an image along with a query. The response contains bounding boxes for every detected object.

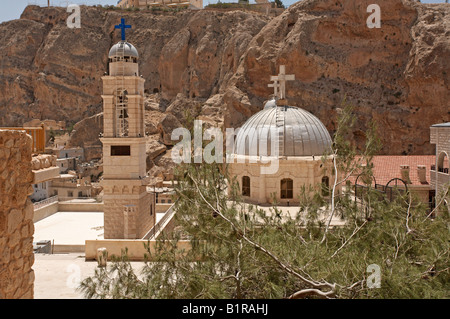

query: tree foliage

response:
[274,0,285,9]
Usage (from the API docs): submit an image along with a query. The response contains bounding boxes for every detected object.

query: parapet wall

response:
[0,130,35,299]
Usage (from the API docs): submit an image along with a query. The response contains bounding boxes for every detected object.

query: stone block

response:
[20,224,29,238]
[4,138,14,148]
[24,203,33,221]
[9,231,21,248]
[7,209,23,234]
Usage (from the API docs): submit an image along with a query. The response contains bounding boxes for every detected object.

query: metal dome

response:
[109,41,139,58]
[234,106,332,157]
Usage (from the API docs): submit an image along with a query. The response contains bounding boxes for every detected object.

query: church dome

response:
[109,41,139,59]
[234,105,332,157]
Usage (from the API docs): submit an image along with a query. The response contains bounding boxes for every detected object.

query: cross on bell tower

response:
[115,18,131,41]
[269,65,295,103]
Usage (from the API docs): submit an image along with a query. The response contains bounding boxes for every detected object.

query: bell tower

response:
[101,19,155,239]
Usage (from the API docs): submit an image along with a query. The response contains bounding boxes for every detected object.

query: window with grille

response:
[115,88,129,137]
[242,176,251,197]
[322,176,330,196]
[280,178,293,199]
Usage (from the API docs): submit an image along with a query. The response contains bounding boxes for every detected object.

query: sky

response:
[0,0,447,24]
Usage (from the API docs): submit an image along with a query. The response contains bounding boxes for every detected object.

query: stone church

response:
[229,66,335,205]
[99,20,335,240]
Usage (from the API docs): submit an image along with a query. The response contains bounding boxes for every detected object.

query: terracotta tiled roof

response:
[350,156,436,186]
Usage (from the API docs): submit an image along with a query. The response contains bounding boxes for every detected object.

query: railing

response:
[142,202,176,240]
[431,165,449,174]
[354,183,406,203]
[33,196,58,210]
[58,196,102,203]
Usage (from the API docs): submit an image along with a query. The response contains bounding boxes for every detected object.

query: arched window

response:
[115,88,129,137]
[322,176,330,196]
[437,152,449,174]
[242,176,251,197]
[280,178,293,199]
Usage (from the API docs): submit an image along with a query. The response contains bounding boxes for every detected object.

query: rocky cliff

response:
[0,0,448,159]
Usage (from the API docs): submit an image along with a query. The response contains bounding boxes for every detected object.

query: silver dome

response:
[109,41,139,58]
[234,106,332,157]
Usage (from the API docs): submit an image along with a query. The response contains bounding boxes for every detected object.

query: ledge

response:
[32,166,60,184]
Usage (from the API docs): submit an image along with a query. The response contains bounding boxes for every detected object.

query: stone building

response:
[117,0,203,10]
[100,20,156,239]
[229,66,334,205]
[430,123,450,203]
[0,130,35,299]
[351,155,437,210]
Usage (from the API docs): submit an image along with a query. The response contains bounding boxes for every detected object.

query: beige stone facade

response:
[430,123,450,202]
[230,156,334,205]
[117,0,203,10]
[101,40,155,239]
[0,130,35,299]
[229,67,335,205]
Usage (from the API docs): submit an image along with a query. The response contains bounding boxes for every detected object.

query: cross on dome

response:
[269,65,295,99]
[115,18,131,41]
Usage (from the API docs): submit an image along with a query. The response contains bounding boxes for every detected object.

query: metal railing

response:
[431,164,449,174]
[142,202,176,240]
[58,196,102,203]
[33,196,58,210]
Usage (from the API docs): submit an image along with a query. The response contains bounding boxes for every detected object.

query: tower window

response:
[111,145,131,156]
[437,152,449,174]
[280,178,293,199]
[115,88,129,137]
[242,176,251,197]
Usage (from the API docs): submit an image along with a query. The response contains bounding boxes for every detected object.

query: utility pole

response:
[48,0,50,7]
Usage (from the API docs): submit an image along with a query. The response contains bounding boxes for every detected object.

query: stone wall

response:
[229,156,335,205]
[430,125,450,201]
[103,189,155,239]
[0,130,35,299]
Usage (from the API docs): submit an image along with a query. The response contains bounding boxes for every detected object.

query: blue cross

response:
[115,18,131,41]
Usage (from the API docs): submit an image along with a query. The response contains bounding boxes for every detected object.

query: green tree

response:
[274,0,285,9]
[79,105,449,299]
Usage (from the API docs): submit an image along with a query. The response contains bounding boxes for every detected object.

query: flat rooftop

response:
[34,212,104,246]
[33,253,145,299]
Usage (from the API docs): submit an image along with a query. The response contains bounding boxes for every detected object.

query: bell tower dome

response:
[108,41,139,77]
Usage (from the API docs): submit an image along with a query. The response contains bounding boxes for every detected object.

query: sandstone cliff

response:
[0,0,448,161]
[223,0,449,155]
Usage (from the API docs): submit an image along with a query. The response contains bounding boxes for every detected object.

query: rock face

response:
[223,0,449,155]
[67,113,103,161]
[0,1,448,159]
[0,130,35,299]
